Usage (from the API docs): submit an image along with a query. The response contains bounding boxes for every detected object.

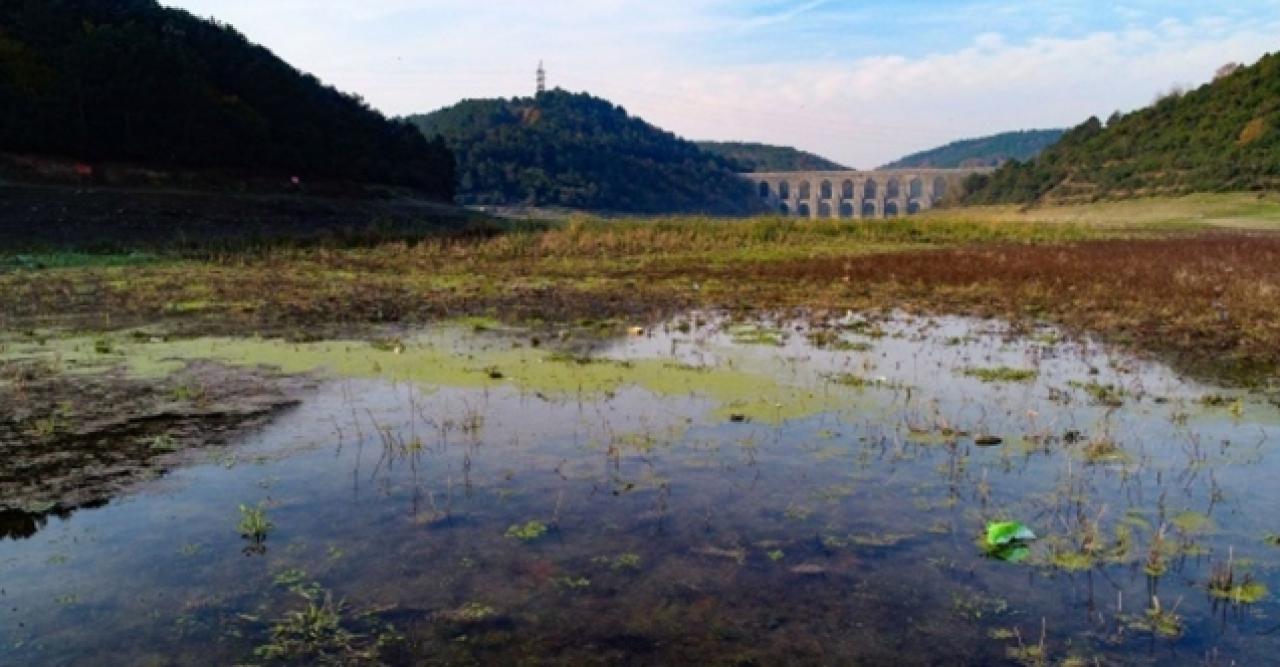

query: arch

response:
[797,202,812,218]
[863,178,877,199]
[758,181,770,199]
[884,201,900,218]
[907,200,922,215]
[820,180,833,200]
[799,181,811,200]
[839,202,855,219]
[842,179,854,199]
[779,202,790,215]
[779,181,791,199]
[886,177,901,199]
[909,178,923,198]
[818,202,832,218]
[932,177,947,203]
[861,201,877,218]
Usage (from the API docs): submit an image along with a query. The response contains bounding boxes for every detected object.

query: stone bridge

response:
[742,168,991,219]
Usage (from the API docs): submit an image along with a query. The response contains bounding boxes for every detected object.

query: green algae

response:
[961,366,1039,383]
[1170,511,1213,535]
[1209,579,1268,604]
[504,520,549,542]
[2,324,885,426]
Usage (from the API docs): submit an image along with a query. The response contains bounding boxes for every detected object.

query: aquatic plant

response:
[1069,380,1127,406]
[1207,548,1268,604]
[1081,437,1128,464]
[505,520,549,542]
[558,576,591,589]
[766,549,785,562]
[611,553,642,571]
[729,325,786,347]
[237,503,274,542]
[983,521,1037,562]
[1136,596,1183,638]
[963,366,1038,383]
[253,590,400,664]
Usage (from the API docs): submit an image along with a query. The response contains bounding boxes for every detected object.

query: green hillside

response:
[0,0,454,197]
[406,91,761,215]
[964,54,1280,204]
[881,129,1064,169]
[696,141,849,172]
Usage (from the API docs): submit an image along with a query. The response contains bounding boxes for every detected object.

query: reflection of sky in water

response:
[2,314,1278,665]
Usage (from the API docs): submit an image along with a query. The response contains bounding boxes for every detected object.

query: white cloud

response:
[164,1,1280,167]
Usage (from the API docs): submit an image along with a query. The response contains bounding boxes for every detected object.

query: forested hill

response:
[0,0,454,198]
[881,129,1064,169]
[406,91,761,215]
[696,141,849,172]
[963,54,1280,204]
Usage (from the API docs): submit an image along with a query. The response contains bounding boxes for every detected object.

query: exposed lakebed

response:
[1,313,1277,665]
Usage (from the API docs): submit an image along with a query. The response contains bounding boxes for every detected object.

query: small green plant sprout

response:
[1143,596,1183,638]
[1207,547,1268,604]
[983,521,1037,562]
[253,590,394,664]
[148,434,178,451]
[237,503,273,542]
[612,553,642,570]
[505,520,548,542]
[1068,380,1127,406]
[962,366,1038,383]
[766,549,785,562]
[557,576,591,590]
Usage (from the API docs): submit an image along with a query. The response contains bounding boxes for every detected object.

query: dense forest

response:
[881,129,1064,169]
[696,141,849,172]
[406,91,761,215]
[0,0,454,198]
[964,54,1280,204]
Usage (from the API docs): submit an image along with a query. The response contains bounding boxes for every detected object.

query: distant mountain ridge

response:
[964,53,1280,204]
[0,0,454,197]
[406,91,762,215]
[881,130,1065,170]
[696,141,849,172]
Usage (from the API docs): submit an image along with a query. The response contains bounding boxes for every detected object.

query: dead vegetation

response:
[1,218,1278,387]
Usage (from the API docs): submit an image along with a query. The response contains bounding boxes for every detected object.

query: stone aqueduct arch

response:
[743,168,991,220]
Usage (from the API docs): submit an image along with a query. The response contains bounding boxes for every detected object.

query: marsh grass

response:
[237,503,273,542]
[3,200,1280,385]
[963,367,1039,383]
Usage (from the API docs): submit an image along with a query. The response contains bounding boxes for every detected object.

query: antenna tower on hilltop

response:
[537,61,546,95]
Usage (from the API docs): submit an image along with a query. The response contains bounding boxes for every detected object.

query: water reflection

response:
[1,313,1276,665]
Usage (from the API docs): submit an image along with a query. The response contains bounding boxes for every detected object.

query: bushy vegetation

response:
[406,90,761,215]
[881,129,1064,169]
[0,0,454,197]
[964,53,1280,204]
[696,141,849,172]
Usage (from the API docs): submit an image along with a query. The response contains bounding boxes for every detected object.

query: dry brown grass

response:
[2,219,1278,387]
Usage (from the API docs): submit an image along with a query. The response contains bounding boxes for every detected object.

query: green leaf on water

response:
[986,521,1036,547]
[989,544,1031,563]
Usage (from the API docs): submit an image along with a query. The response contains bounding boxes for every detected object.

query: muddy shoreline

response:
[0,359,310,539]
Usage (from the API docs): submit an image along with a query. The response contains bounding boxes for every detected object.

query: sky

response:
[163,0,1280,168]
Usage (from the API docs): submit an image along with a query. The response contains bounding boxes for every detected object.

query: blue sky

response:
[164,0,1280,167]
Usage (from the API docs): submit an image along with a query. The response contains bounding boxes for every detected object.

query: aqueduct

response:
[743,168,991,219]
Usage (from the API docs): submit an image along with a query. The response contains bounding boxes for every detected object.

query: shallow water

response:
[2,313,1278,665]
